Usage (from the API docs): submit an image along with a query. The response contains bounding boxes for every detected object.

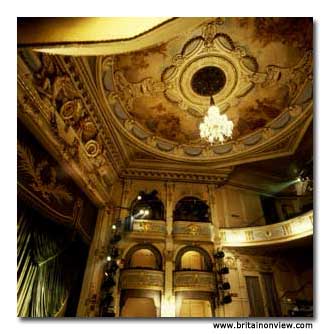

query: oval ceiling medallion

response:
[191,66,226,96]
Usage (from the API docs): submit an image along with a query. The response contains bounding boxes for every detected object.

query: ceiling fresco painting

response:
[99,17,312,159]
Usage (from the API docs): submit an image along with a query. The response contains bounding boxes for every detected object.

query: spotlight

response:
[139,209,145,215]
[214,250,225,259]
[111,224,117,230]
[107,256,112,262]
[222,295,232,304]
[219,267,229,274]
[219,282,231,290]
[296,177,302,182]
[137,195,142,200]
[144,209,149,216]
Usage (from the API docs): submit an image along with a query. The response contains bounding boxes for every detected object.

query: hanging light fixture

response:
[199,96,234,144]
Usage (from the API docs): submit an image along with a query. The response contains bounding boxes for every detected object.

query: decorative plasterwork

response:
[173,221,213,242]
[173,271,216,292]
[18,141,73,204]
[18,18,313,185]
[161,19,259,116]
[120,269,164,291]
[97,18,313,165]
[120,167,232,184]
[219,210,313,247]
[124,219,166,240]
[17,52,120,206]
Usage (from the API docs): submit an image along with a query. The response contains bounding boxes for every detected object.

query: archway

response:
[125,244,163,270]
[173,196,210,222]
[130,190,165,220]
[175,246,212,271]
[130,248,158,269]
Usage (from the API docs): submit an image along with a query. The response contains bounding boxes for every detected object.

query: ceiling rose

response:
[191,66,226,97]
[161,23,259,117]
[99,18,313,160]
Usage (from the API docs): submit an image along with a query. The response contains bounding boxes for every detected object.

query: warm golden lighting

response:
[199,98,234,144]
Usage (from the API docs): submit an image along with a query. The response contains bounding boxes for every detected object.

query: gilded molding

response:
[173,221,213,242]
[97,33,312,165]
[173,271,216,292]
[124,219,167,241]
[17,52,119,206]
[120,269,164,291]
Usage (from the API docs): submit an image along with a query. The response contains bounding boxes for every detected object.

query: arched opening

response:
[121,297,157,318]
[130,190,165,220]
[130,249,157,270]
[173,196,210,222]
[175,246,212,271]
[125,244,163,270]
[181,251,205,271]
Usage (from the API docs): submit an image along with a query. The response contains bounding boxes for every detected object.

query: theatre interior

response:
[17,17,313,318]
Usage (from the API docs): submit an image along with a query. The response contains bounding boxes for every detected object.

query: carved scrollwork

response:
[60,99,85,124]
[17,141,73,204]
[114,71,165,112]
[85,140,101,158]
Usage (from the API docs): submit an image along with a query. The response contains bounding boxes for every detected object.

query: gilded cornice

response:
[17,53,117,207]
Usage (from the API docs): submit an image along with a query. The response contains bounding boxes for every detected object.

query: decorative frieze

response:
[173,221,212,242]
[173,271,216,292]
[124,219,166,240]
[219,210,313,247]
[120,269,164,291]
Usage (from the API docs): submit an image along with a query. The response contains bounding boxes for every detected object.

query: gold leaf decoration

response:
[17,141,73,204]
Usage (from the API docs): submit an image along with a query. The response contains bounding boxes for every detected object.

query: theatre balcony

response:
[218,210,313,247]
[173,271,216,293]
[120,269,164,291]
[123,219,166,241]
[173,221,213,242]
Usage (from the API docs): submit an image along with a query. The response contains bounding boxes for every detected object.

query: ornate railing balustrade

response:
[219,210,313,247]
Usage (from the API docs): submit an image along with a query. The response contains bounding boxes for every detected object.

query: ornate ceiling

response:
[17,17,313,196]
[97,17,312,164]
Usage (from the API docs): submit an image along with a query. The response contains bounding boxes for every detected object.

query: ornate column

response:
[76,206,114,317]
[208,184,221,246]
[208,184,222,317]
[162,182,175,317]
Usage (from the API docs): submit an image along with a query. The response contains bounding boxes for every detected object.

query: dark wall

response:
[17,120,98,317]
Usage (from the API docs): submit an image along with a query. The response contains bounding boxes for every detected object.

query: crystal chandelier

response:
[199,97,234,144]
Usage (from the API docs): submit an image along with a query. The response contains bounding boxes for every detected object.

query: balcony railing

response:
[218,210,313,247]
[173,221,212,242]
[173,271,216,292]
[124,219,166,240]
[120,269,164,291]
